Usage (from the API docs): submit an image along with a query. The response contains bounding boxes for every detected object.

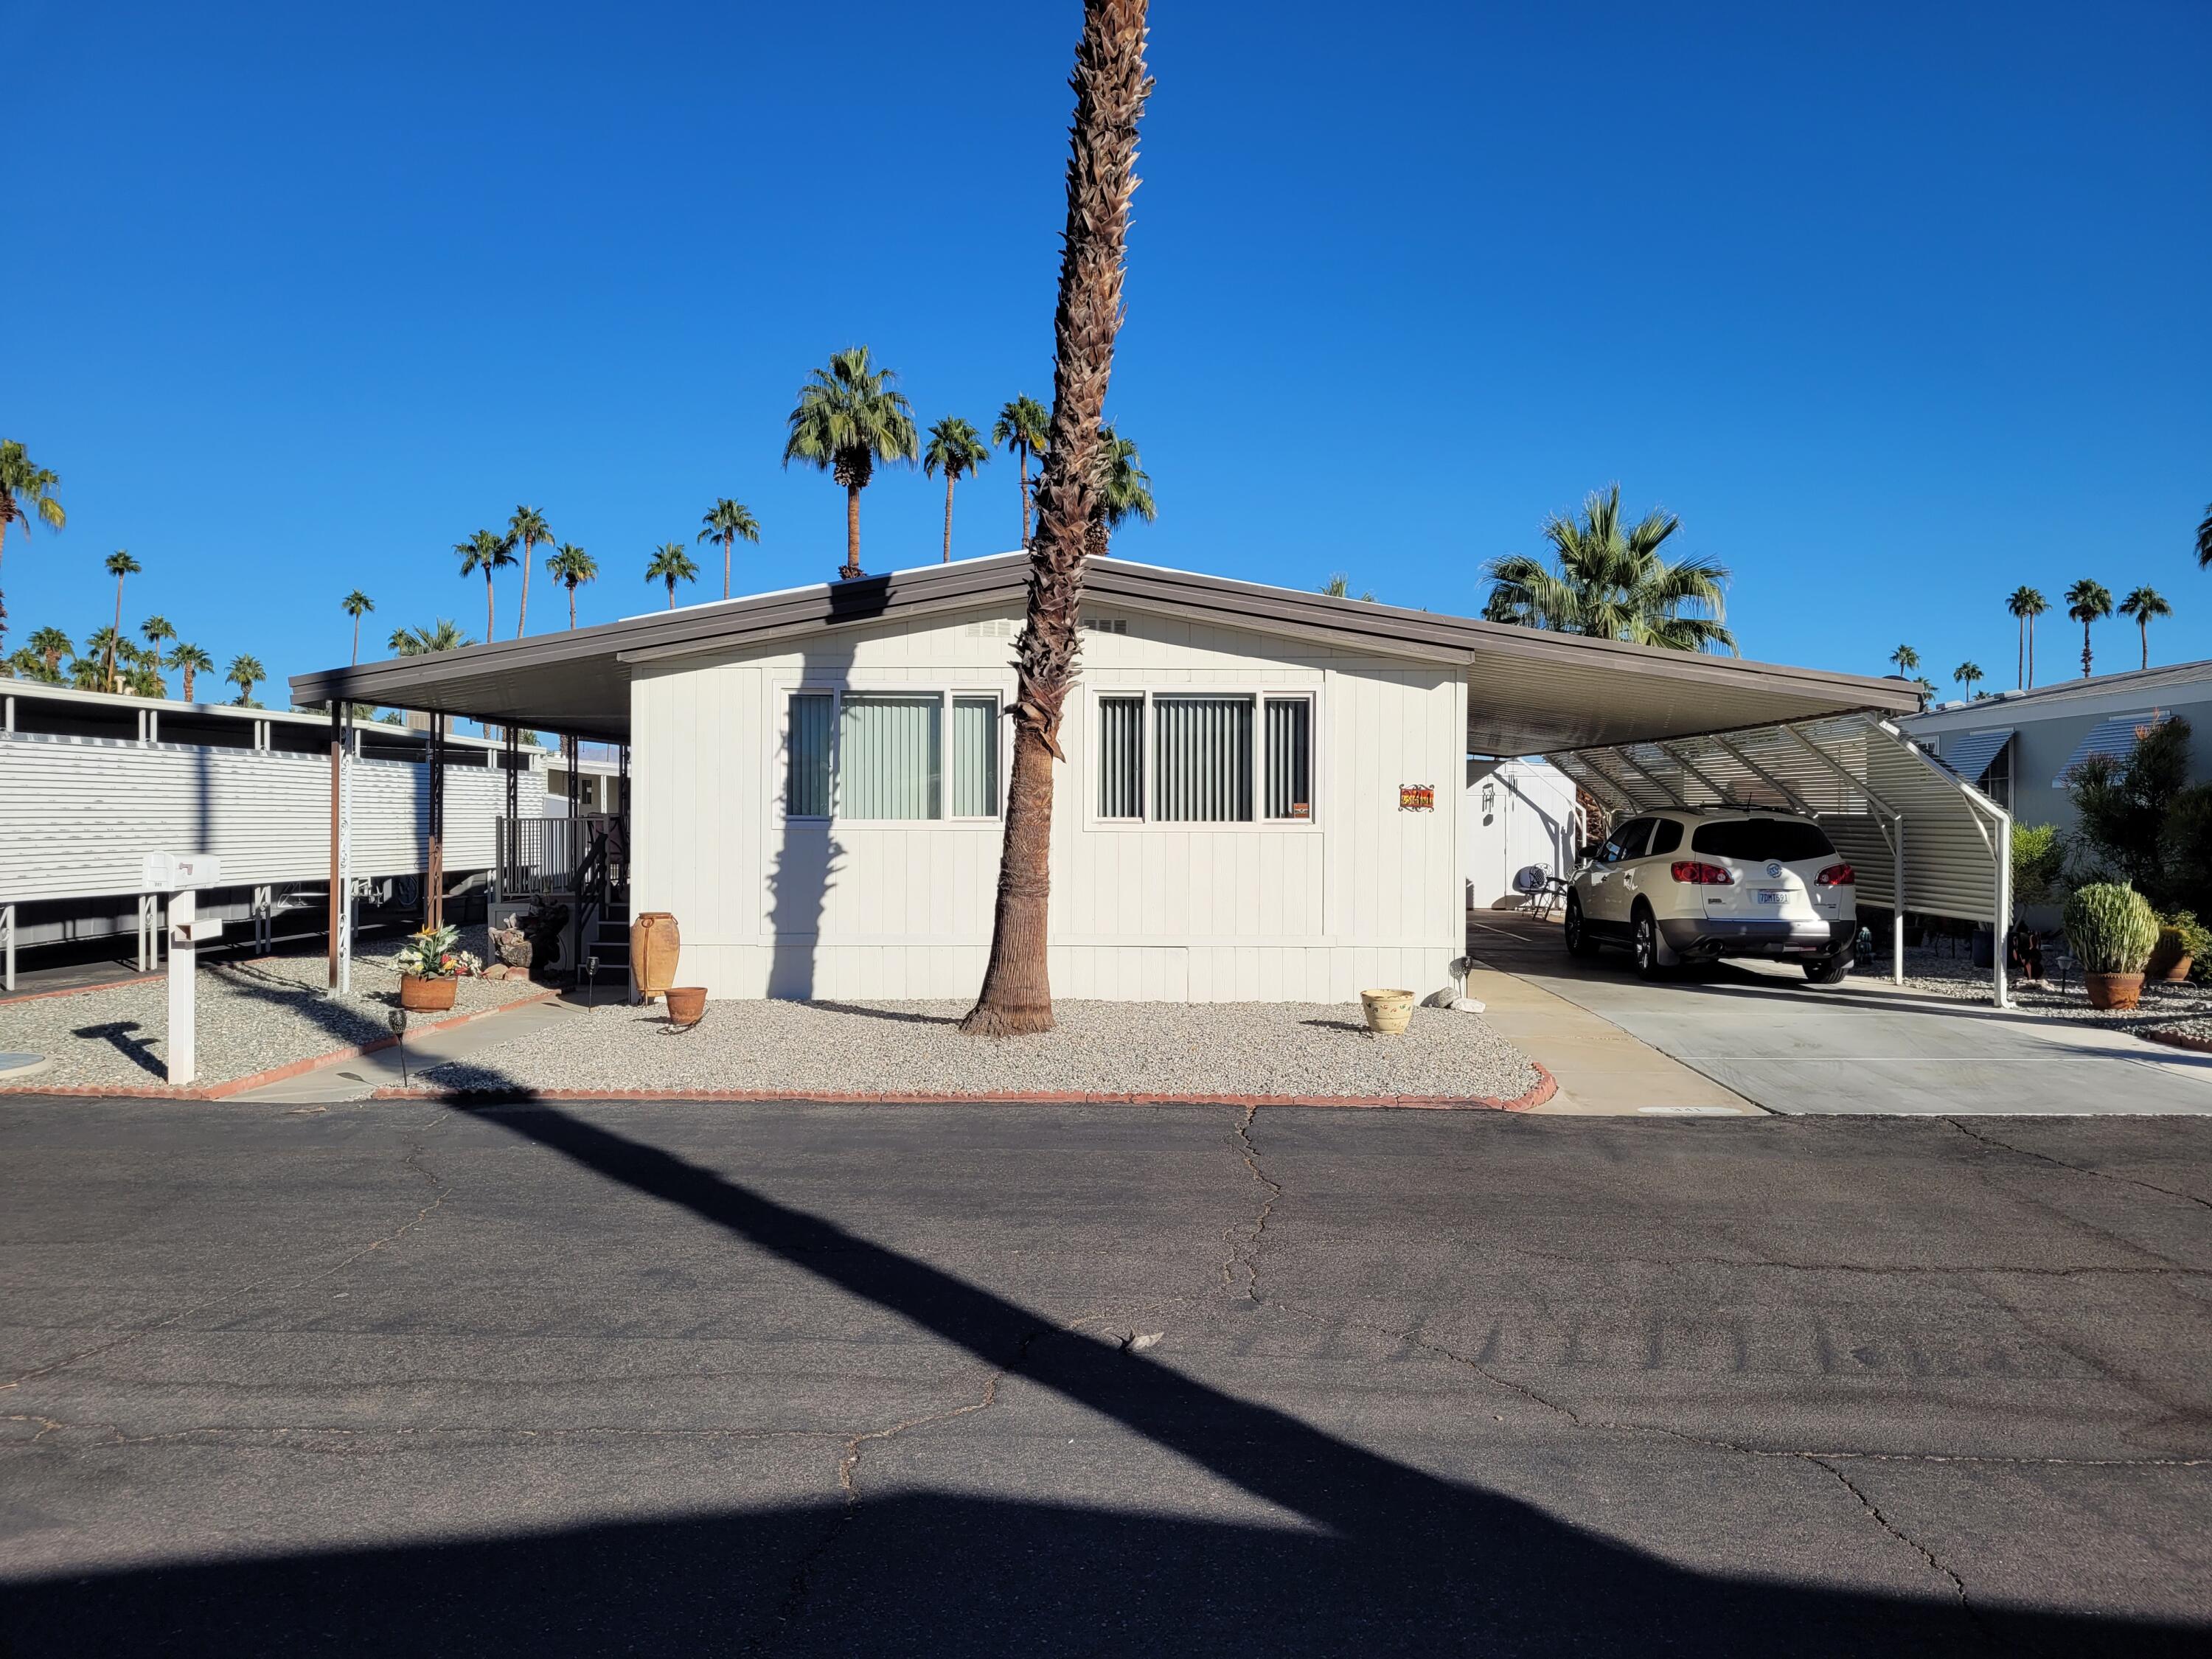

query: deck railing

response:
[495,813,625,902]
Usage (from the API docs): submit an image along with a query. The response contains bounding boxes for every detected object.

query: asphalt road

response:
[3,1098,2210,1656]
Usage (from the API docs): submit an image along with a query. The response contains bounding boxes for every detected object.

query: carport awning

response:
[1546,713,2010,928]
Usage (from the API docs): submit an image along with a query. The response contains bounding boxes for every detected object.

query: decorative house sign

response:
[1399,785,1436,812]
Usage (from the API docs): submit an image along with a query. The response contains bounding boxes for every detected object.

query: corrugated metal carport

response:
[1544,712,2013,1004]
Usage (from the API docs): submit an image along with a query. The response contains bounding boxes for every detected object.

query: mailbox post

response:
[143,853,222,1087]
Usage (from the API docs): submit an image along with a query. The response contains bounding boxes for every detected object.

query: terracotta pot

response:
[631,911,681,1002]
[400,973,457,1013]
[2163,956,2195,983]
[2083,971,2144,1012]
[665,986,708,1027]
[1360,988,1417,1036]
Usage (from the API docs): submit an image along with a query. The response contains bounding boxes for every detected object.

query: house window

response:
[1981,737,2011,810]
[951,695,1000,818]
[782,689,1001,822]
[1098,695,1145,819]
[787,692,835,818]
[1094,690,1316,825]
[1155,695,1254,822]
[1264,697,1312,820]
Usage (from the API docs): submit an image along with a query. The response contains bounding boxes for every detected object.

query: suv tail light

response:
[1816,863,1855,886]
[1670,861,1734,886]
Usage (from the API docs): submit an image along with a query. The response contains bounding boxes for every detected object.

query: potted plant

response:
[2061,883,2158,1010]
[394,923,480,1013]
[2149,909,2209,983]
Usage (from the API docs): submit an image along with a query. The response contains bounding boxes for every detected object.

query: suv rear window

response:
[1691,818,1835,862]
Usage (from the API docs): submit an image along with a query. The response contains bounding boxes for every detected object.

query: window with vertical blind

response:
[1093,689,1316,825]
[781,689,1002,821]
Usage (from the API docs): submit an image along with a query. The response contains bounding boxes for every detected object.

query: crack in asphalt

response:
[0,1124,451,1397]
[1944,1117,2212,1216]
[1804,1454,1984,1632]
[1223,1105,1279,1301]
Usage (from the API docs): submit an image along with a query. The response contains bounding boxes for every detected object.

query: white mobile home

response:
[293,556,1924,1004]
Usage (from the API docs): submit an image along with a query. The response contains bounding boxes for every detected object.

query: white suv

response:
[1561,810,1858,982]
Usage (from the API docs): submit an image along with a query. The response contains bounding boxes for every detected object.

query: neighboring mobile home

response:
[292,555,1921,1005]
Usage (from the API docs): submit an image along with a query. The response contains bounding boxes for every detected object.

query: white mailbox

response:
[143,852,223,892]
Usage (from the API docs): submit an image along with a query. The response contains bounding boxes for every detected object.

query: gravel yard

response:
[0,928,547,1091]
[1887,944,2212,1040]
[414,998,1545,1102]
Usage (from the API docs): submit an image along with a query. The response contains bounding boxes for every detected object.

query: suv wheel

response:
[1632,906,1672,980]
[1564,894,1599,958]
[1804,949,1853,984]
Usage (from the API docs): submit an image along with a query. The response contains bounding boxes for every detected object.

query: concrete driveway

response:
[1471,914,2212,1116]
[3,1096,2210,1654]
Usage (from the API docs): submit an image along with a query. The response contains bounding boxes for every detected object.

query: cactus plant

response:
[2061,883,2159,975]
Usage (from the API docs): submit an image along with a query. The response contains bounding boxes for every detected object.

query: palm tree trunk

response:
[517,542,532,639]
[182,664,195,701]
[665,581,675,611]
[963,0,1151,1037]
[2015,619,2023,690]
[485,572,495,644]
[843,483,863,580]
[351,618,361,666]
[943,472,956,563]
[568,586,577,630]
[2140,619,2149,671]
[2027,619,2036,689]
[723,532,732,599]
[2081,622,2093,679]
[108,577,124,692]
[1018,446,1032,545]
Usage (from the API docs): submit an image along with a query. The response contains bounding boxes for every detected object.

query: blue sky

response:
[8,0,2210,706]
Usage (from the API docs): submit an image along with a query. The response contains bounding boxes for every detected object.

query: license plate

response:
[1756,889,1786,905]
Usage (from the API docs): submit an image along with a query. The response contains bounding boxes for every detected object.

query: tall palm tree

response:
[964,0,1151,1037]
[0,440,65,649]
[546,544,598,628]
[782,347,919,579]
[1480,487,1736,653]
[923,417,991,563]
[1953,661,1983,698]
[2006,585,2048,689]
[992,394,1051,545]
[392,619,474,655]
[697,500,760,599]
[1086,424,1154,557]
[69,649,108,690]
[456,529,515,642]
[644,542,699,609]
[139,616,175,695]
[2065,578,2112,678]
[341,590,375,664]
[167,642,212,702]
[1888,644,1920,675]
[2118,585,2170,670]
[27,626,71,675]
[225,653,265,706]
[507,506,553,637]
[123,644,167,700]
[101,551,142,691]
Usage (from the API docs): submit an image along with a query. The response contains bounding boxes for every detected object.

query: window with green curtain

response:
[786,692,834,817]
[1154,694,1253,822]
[1265,697,1312,819]
[1097,695,1144,818]
[951,695,1000,817]
[838,692,942,819]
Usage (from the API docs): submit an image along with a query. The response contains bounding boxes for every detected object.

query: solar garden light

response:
[585,955,599,1008]
[386,1007,408,1088]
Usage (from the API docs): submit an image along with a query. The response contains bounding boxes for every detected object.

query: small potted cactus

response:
[2062,883,2159,1010]
[394,923,481,1013]
[2148,910,2208,983]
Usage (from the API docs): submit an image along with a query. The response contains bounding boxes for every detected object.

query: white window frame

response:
[1084,686,1321,830]
[773,683,1009,828]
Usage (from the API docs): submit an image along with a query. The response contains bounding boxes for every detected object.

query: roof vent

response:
[1083,616,1129,636]
[962,617,1015,639]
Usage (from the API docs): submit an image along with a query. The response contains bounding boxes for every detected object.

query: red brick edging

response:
[0,990,560,1101]
[2140,1029,2212,1057]
[364,1061,1559,1113]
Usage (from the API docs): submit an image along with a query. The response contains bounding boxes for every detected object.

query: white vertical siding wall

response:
[630,605,1464,1003]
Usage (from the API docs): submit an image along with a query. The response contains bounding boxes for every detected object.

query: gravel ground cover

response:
[1886,945,2212,1040]
[415,998,1544,1101]
[0,928,547,1090]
